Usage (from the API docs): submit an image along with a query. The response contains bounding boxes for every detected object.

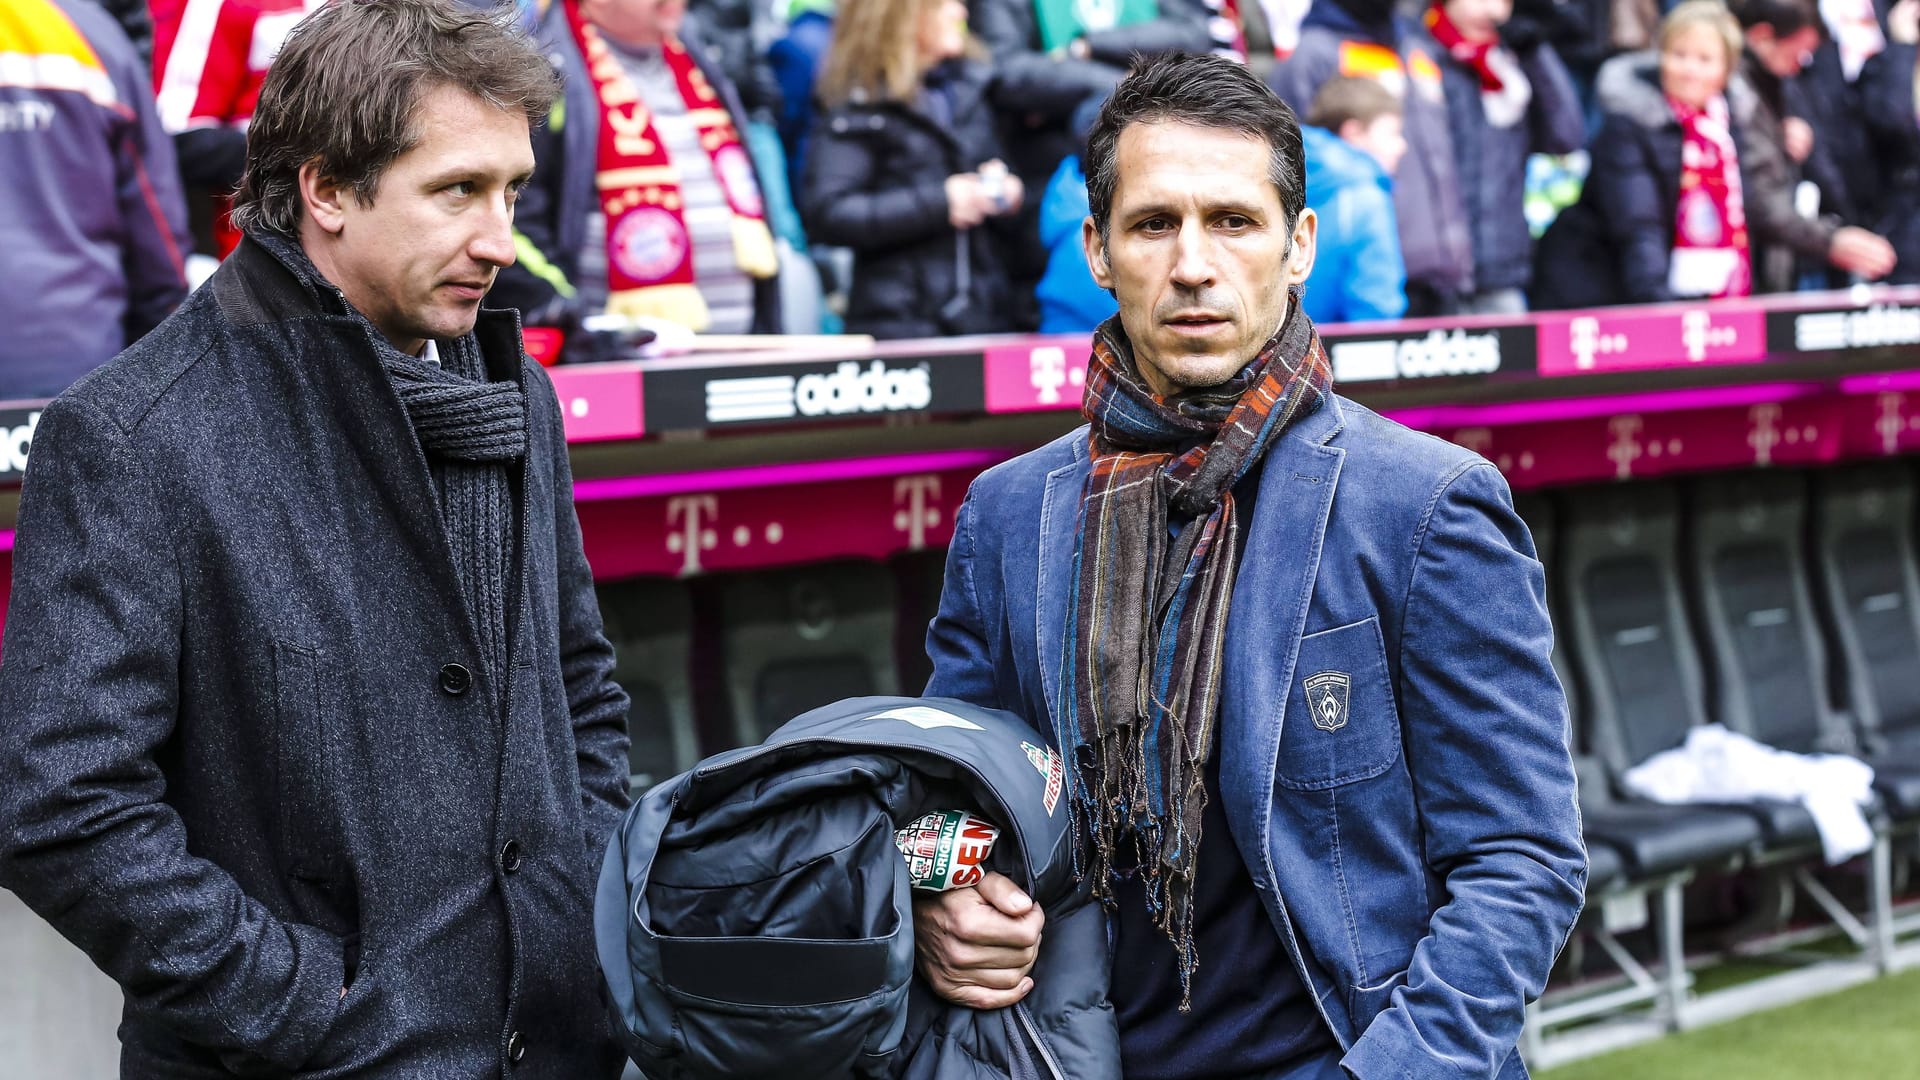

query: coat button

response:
[438,663,471,696]
[506,1030,525,1063]
[501,839,522,873]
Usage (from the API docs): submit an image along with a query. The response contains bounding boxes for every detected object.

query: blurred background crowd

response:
[5,0,1920,397]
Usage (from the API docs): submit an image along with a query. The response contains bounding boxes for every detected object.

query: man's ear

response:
[1285,207,1318,287]
[300,161,349,236]
[1082,215,1114,290]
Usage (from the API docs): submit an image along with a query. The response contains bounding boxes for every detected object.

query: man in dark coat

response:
[0,2,632,1077]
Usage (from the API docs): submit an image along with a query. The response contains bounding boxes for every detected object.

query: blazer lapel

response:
[1217,394,1347,893]
[1034,438,1089,748]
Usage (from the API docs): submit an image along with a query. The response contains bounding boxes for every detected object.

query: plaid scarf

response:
[1061,297,1331,1006]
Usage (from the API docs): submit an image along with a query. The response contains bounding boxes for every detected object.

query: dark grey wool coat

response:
[0,235,632,1078]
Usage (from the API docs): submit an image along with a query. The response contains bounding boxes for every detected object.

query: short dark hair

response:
[1731,0,1819,36]
[1083,53,1306,245]
[232,0,560,236]
[1303,76,1402,133]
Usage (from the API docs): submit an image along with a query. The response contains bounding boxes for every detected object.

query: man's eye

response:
[1220,215,1252,230]
[1139,218,1171,233]
[447,181,475,197]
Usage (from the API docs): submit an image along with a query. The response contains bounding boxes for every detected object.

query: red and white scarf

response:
[564,0,776,329]
[1424,2,1530,127]
[1668,94,1751,300]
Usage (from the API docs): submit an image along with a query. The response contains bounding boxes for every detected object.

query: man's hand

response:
[945,174,990,230]
[1829,226,1898,279]
[911,871,1044,1008]
[1782,116,1814,164]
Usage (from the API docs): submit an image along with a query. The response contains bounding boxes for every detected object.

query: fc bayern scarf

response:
[1668,93,1751,300]
[1061,296,1330,1006]
[564,0,777,330]
[1423,2,1531,127]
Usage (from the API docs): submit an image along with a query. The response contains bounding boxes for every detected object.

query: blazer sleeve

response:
[1860,44,1918,148]
[1586,115,1676,304]
[800,112,956,251]
[1341,462,1587,1080]
[924,490,1006,711]
[531,370,632,855]
[0,399,347,1074]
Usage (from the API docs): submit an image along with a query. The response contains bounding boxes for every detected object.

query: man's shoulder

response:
[1326,395,1492,496]
[53,288,226,443]
[966,427,1086,510]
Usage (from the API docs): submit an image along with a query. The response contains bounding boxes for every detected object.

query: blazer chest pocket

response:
[1276,617,1402,790]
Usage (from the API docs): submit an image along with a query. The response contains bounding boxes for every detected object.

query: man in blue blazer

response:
[913,54,1586,1080]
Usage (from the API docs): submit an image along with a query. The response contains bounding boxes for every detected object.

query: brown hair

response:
[1657,0,1744,70]
[1302,76,1403,133]
[817,0,977,106]
[231,0,560,235]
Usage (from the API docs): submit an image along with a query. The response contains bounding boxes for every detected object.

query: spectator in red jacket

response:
[149,0,324,253]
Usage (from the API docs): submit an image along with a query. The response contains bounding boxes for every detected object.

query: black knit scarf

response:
[250,231,528,701]
[384,339,527,700]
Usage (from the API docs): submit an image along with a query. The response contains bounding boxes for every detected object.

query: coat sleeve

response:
[1522,43,1587,156]
[0,399,347,1073]
[1860,44,1918,149]
[924,490,1005,710]
[1736,104,1840,261]
[1586,115,1675,304]
[800,112,957,251]
[1338,183,1409,322]
[1340,462,1586,1080]
[112,20,191,342]
[532,372,632,855]
[971,0,1126,120]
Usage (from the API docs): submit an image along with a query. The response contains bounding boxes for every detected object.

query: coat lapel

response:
[1216,394,1346,893]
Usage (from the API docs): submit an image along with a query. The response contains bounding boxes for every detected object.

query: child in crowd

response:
[801,0,1024,337]
[1300,76,1409,324]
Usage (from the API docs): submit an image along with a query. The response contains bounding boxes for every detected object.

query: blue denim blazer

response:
[925,391,1587,1080]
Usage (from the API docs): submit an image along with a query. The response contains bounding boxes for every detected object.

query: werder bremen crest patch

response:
[1304,671,1351,732]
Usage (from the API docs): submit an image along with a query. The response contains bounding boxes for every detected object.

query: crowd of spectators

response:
[6,0,1920,396]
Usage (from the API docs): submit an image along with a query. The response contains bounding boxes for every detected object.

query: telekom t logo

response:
[1568,317,1627,369]
[893,476,943,550]
[666,495,719,575]
[1877,393,1908,455]
[1681,310,1737,362]
[1607,415,1645,479]
[1029,347,1071,405]
[1748,403,1782,466]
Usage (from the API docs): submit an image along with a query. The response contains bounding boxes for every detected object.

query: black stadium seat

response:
[1561,482,1817,850]
[717,560,901,745]
[1813,464,1920,816]
[597,577,701,792]
[1515,493,1761,880]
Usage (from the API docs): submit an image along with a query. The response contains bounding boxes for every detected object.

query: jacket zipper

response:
[1014,1002,1065,1080]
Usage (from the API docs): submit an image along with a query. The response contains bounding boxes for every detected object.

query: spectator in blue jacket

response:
[1300,76,1409,324]
[1035,95,1119,334]
[0,0,190,401]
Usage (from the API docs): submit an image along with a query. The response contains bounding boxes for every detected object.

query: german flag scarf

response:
[563,0,777,329]
[1061,296,1331,1006]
